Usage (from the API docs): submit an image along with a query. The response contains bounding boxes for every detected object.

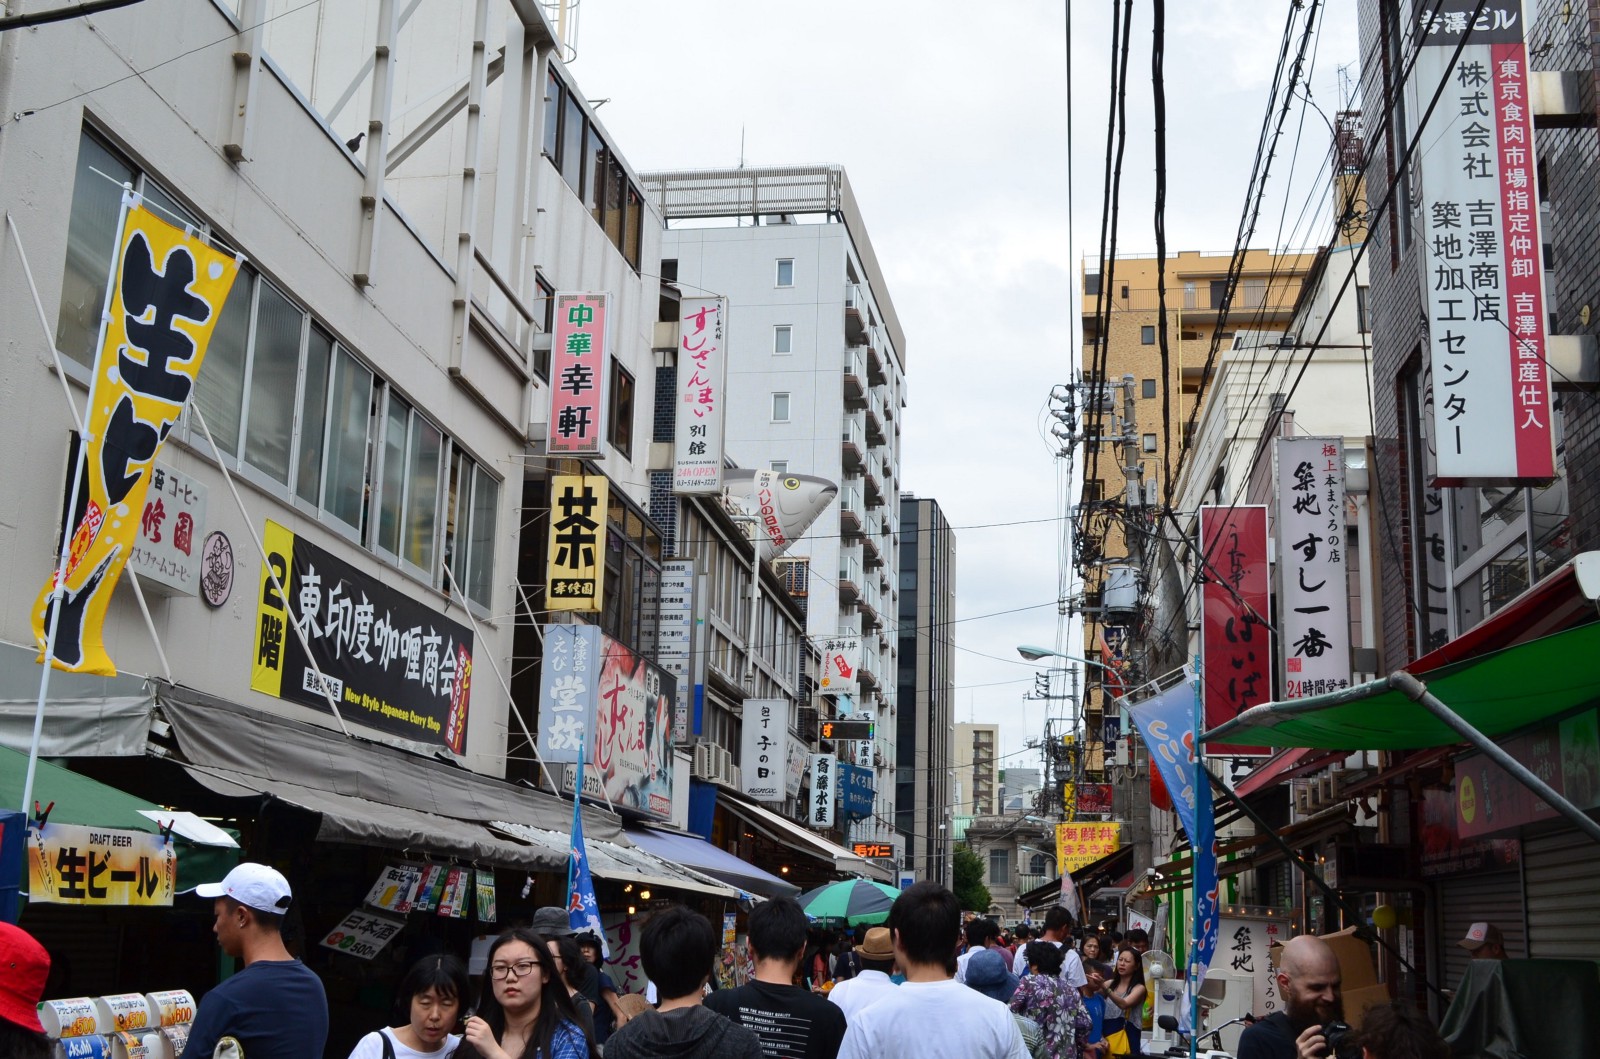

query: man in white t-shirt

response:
[827,926,899,1020]
[954,918,1002,984]
[1011,904,1087,990]
[837,883,1026,1059]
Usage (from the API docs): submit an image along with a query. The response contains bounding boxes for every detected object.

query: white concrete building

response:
[643,166,908,854]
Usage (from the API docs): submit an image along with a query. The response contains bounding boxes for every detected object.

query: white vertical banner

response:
[1276,437,1352,697]
[809,754,836,827]
[1413,1,1555,482]
[656,560,695,742]
[740,698,789,802]
[817,633,862,697]
[674,298,728,494]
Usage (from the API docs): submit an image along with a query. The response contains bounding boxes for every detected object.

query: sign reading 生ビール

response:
[27,824,176,906]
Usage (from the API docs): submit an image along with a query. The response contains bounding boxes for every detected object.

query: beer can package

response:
[143,991,195,1028]
[158,1025,189,1059]
[110,1031,151,1059]
[94,995,156,1035]
[54,1035,112,1059]
[38,998,102,1037]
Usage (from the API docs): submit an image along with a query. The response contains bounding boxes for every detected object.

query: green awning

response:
[1,747,237,886]
[1203,621,1600,750]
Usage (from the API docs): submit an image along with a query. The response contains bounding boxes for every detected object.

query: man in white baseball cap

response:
[1458,922,1507,960]
[185,863,328,1059]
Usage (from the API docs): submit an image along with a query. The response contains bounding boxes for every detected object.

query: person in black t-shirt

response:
[1237,935,1344,1059]
[704,897,847,1059]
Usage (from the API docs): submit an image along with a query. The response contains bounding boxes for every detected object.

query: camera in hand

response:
[1322,1019,1359,1059]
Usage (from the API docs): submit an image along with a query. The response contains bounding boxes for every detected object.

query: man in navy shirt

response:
[187,863,328,1059]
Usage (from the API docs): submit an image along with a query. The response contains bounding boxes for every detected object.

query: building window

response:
[770,460,788,475]
[988,847,1009,886]
[1143,433,1158,453]
[1356,285,1370,333]
[609,359,635,459]
[776,258,794,287]
[1142,378,1157,399]
[772,392,791,422]
[1242,277,1267,308]
[1084,272,1102,296]
[774,325,793,354]
[1140,325,1155,345]
[541,72,646,272]
[1029,853,1048,875]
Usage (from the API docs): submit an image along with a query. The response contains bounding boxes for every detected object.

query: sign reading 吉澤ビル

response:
[817,633,861,697]
[1414,2,1555,483]
[252,520,473,752]
[1055,822,1120,874]
[809,754,836,827]
[548,293,609,456]
[1275,437,1351,699]
[546,475,608,612]
[673,298,728,494]
[27,824,176,906]
[1199,505,1271,756]
[32,197,240,675]
[739,698,789,802]
[537,623,676,820]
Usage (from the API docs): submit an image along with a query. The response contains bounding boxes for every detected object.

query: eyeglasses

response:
[489,960,540,980]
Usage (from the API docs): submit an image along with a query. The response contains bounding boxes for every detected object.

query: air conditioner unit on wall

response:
[693,743,715,780]
[715,747,735,785]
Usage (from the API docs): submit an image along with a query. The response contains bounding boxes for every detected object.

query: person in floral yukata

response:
[1011,941,1093,1059]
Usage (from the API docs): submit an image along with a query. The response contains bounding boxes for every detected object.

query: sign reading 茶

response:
[252,520,473,752]
[546,475,608,611]
[27,824,175,906]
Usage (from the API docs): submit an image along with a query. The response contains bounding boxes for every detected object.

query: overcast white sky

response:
[573,1,1360,788]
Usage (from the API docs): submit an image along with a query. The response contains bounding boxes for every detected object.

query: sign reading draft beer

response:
[253,520,473,752]
[546,475,608,611]
[27,824,175,906]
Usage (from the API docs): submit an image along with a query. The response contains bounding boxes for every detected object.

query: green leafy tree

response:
[952,844,991,912]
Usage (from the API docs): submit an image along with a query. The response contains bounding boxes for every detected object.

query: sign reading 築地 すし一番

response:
[1276,437,1351,699]
[252,520,473,752]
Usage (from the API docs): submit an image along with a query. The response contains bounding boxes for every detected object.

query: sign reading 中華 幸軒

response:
[251,520,473,753]
[32,198,240,675]
[546,475,608,612]
[674,298,728,494]
[548,293,609,456]
[740,699,789,802]
[1276,437,1352,699]
[27,823,176,906]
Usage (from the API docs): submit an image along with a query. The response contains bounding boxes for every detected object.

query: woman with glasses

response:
[457,929,597,1059]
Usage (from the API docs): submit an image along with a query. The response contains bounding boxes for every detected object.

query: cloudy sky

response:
[573,0,1360,785]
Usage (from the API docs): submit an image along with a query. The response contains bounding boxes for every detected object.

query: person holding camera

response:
[1238,936,1347,1059]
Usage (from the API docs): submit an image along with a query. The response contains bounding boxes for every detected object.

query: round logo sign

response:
[200,531,234,608]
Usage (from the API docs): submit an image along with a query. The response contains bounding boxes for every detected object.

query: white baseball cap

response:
[193,862,293,914]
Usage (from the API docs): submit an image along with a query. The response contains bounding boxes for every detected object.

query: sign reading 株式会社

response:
[1414,2,1555,483]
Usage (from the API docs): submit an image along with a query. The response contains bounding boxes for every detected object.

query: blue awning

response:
[626,825,800,898]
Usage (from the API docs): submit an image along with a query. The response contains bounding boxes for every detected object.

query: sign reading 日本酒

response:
[548,293,609,456]
[1199,505,1271,755]
[252,520,473,752]
[32,197,240,674]
[1055,822,1121,873]
[674,298,728,494]
[27,824,176,906]
[1276,438,1352,699]
[546,475,608,612]
[1414,1,1555,483]
[740,698,789,802]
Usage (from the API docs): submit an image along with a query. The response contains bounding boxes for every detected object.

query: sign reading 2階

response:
[253,521,472,751]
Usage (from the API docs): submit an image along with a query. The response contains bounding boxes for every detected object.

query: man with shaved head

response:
[1237,935,1345,1059]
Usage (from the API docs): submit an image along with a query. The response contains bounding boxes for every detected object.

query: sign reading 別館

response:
[740,698,789,802]
[1055,822,1121,873]
[252,520,473,752]
[1414,2,1555,483]
[548,293,609,456]
[27,824,176,906]
[1276,438,1351,698]
[674,298,728,494]
[546,475,608,612]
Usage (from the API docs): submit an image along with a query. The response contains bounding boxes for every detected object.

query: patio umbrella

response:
[796,878,903,925]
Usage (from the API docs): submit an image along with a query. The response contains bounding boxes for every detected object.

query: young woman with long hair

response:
[543,935,598,1044]
[1097,946,1148,1056]
[456,929,597,1059]
[346,954,472,1058]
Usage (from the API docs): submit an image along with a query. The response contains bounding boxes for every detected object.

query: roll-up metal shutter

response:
[1435,870,1524,990]
[1524,828,1600,960]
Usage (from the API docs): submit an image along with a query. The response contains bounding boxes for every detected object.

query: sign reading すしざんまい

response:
[252,520,473,752]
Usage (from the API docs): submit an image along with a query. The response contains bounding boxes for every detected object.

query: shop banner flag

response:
[567,745,609,956]
[673,298,728,494]
[32,195,241,674]
[1127,682,1219,989]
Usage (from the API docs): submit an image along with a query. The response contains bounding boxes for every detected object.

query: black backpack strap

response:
[380,1031,396,1059]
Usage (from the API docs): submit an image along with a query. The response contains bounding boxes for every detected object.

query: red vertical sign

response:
[1200,506,1270,755]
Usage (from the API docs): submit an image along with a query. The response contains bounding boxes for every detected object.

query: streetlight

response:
[1015,645,1115,672]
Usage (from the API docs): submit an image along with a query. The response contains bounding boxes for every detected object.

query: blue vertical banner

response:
[1126,682,1219,991]
[566,743,609,956]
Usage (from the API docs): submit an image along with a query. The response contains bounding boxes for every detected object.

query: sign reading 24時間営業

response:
[252,520,473,752]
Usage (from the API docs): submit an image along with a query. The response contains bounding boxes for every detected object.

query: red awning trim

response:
[1409,559,1586,673]
[1234,746,1351,797]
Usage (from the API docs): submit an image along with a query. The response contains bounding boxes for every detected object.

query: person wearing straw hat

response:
[185,863,328,1059]
[826,927,899,1020]
[0,922,50,1059]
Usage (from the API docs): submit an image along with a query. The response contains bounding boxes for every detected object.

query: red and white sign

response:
[818,633,861,697]
[1276,438,1351,699]
[1199,506,1271,755]
[674,298,728,494]
[1414,2,1555,483]
[548,292,609,455]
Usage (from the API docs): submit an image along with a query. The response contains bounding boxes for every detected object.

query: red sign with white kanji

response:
[1200,506,1271,755]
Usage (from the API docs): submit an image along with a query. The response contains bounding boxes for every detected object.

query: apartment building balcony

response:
[1080,282,1301,321]
[857,589,881,632]
[839,479,864,537]
[859,643,882,688]
[837,550,862,602]
[863,461,882,506]
[842,412,866,471]
[865,389,886,444]
[874,381,895,422]
[866,329,888,386]
[845,284,869,344]
[843,346,866,404]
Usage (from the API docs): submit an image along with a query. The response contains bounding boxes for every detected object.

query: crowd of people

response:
[0,861,1463,1059]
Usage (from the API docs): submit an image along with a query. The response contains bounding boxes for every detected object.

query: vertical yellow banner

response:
[32,199,240,674]
[546,475,608,612]
[251,520,295,698]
